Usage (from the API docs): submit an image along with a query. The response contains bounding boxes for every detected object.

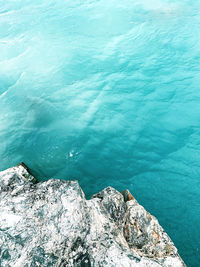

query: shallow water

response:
[0,0,200,265]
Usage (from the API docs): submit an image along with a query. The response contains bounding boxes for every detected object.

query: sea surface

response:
[0,0,200,265]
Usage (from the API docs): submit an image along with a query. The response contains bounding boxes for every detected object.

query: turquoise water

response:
[0,0,200,265]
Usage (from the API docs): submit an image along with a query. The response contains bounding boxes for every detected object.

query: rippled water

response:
[0,0,200,265]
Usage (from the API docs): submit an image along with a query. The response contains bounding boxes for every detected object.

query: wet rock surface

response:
[0,164,186,267]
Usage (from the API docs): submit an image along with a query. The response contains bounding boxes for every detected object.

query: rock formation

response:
[0,163,186,266]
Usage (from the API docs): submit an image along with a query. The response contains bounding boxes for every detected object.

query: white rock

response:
[0,163,186,267]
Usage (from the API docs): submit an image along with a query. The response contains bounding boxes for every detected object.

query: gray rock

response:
[0,163,186,267]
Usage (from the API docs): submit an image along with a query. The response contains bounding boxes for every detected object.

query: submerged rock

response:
[0,163,185,267]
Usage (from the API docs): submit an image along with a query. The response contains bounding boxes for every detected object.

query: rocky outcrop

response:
[0,163,185,267]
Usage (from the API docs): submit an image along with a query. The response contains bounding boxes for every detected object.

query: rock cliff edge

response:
[0,163,186,267]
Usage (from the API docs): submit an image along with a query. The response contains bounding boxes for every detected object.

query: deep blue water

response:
[0,0,200,266]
